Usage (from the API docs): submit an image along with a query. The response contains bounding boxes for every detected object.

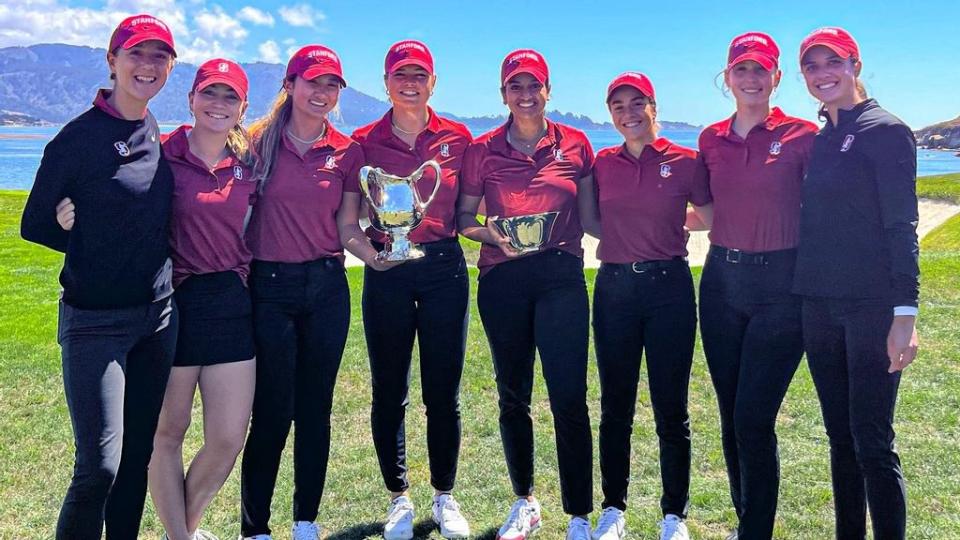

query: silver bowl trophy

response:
[359,160,442,261]
[490,211,560,254]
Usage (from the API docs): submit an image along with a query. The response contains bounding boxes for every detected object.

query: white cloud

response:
[237,6,274,27]
[277,4,325,28]
[285,44,301,58]
[177,36,235,64]
[258,40,281,63]
[194,5,248,41]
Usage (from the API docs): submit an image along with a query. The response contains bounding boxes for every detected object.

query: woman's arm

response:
[21,141,74,252]
[685,203,713,231]
[576,174,601,239]
[455,193,516,257]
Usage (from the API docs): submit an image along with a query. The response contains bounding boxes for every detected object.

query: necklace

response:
[391,119,427,135]
[507,126,546,152]
[286,124,326,145]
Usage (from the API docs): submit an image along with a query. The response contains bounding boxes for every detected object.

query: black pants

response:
[699,246,803,540]
[802,298,905,540]
[477,249,592,516]
[364,239,469,493]
[56,298,177,540]
[593,259,696,518]
[240,258,350,537]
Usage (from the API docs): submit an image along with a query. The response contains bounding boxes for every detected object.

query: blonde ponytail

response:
[248,81,294,193]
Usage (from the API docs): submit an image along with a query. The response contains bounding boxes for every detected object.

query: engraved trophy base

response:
[377,228,426,261]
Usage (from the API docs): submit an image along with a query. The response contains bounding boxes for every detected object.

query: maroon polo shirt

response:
[245,121,363,263]
[461,119,594,275]
[698,107,817,252]
[594,138,711,263]
[163,126,256,287]
[351,108,473,244]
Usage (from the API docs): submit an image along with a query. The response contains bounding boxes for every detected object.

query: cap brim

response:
[799,41,853,62]
[302,65,347,87]
[122,33,177,57]
[606,82,653,103]
[196,76,248,101]
[502,67,548,86]
[388,59,433,75]
[728,52,777,71]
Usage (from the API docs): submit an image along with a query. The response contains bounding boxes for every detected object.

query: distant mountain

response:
[915,115,960,149]
[0,44,700,133]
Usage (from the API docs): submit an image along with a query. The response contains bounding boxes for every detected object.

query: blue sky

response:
[2,0,957,128]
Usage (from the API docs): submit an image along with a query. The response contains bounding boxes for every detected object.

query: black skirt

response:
[173,271,255,366]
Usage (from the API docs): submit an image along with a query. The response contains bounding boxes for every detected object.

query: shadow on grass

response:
[325,520,499,540]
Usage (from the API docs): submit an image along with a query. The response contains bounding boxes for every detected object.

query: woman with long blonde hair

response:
[239,45,364,540]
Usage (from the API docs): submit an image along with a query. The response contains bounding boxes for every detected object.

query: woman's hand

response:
[887,315,919,372]
[56,197,75,231]
[366,254,406,272]
[486,219,522,258]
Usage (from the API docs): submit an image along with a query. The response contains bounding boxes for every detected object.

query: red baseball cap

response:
[109,14,177,57]
[192,59,249,101]
[799,27,860,62]
[385,40,434,75]
[500,49,549,86]
[286,45,346,87]
[606,72,656,103]
[727,31,779,71]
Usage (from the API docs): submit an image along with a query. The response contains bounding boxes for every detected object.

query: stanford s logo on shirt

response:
[324,155,337,170]
[660,164,672,178]
[233,166,243,180]
[440,143,450,157]
[840,134,856,152]
[553,149,565,162]
[114,141,130,157]
[769,141,782,156]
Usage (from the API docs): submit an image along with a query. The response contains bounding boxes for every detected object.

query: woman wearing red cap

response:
[697,32,818,540]
[457,48,594,540]
[582,72,711,540]
[238,45,364,540]
[137,58,257,540]
[21,13,178,539]
[795,27,918,540]
[338,40,473,540]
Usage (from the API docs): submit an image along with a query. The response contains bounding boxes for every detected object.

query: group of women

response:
[19,12,920,540]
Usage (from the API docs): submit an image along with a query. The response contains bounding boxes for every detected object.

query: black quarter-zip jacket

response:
[21,105,174,309]
[793,99,920,307]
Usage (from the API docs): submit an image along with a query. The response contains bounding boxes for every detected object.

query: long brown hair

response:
[248,76,294,193]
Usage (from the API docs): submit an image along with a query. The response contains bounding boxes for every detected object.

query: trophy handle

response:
[409,160,443,210]
[358,166,385,214]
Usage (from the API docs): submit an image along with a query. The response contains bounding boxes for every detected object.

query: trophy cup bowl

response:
[359,160,442,261]
[490,211,560,254]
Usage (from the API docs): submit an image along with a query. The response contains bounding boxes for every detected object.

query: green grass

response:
[917,172,960,204]
[2,189,959,539]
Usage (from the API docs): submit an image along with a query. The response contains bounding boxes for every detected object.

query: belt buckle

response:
[725,249,742,264]
[630,262,645,273]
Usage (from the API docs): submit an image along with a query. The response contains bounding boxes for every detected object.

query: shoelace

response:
[388,500,414,524]
[596,509,622,533]
[439,497,462,515]
[505,502,534,531]
[660,516,682,537]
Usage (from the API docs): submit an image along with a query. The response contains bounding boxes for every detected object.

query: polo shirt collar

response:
[717,107,788,138]
[93,88,144,120]
[281,118,347,154]
[371,107,442,140]
[833,98,878,128]
[615,137,671,163]
[163,124,241,171]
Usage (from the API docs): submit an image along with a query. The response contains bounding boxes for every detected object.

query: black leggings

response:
[56,298,178,540]
[477,249,593,516]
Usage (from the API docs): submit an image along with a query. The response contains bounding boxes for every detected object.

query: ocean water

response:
[1,125,958,191]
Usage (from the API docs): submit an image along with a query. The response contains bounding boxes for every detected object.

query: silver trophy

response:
[490,211,560,254]
[359,160,442,261]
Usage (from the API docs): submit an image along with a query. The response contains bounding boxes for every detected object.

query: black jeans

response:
[593,259,696,518]
[699,246,803,540]
[240,258,350,537]
[364,239,469,493]
[56,298,178,540]
[802,298,905,540]
[477,249,592,516]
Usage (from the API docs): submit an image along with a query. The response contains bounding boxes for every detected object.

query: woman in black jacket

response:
[20,14,178,540]
[794,27,919,540]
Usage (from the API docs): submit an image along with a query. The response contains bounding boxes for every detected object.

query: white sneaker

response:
[192,530,220,540]
[292,521,322,540]
[433,493,471,539]
[238,535,272,540]
[659,514,688,540]
[497,498,542,540]
[724,532,738,540]
[384,495,415,540]
[565,517,592,540]
[592,507,625,540]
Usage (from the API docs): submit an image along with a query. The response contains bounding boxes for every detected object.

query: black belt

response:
[602,257,687,273]
[708,245,772,265]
